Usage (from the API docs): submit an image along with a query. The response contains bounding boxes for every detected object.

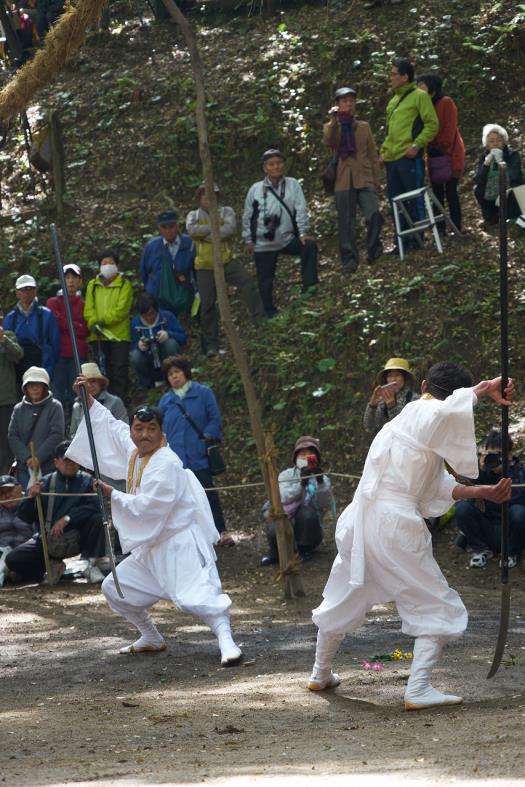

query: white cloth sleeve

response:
[419,468,458,518]
[278,467,303,504]
[425,388,479,478]
[66,398,134,480]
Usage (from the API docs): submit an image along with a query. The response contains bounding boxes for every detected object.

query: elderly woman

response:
[416,74,465,232]
[158,355,233,546]
[363,357,419,435]
[474,124,524,225]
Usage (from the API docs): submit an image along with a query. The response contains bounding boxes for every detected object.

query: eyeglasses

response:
[18,286,36,292]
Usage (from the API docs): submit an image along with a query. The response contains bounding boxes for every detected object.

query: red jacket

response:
[429,96,465,178]
[47,293,89,360]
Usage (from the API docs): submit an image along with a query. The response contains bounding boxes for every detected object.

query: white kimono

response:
[313,388,479,640]
[67,399,231,619]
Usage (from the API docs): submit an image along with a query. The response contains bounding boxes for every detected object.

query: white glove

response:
[484,151,494,166]
[156,330,169,344]
[492,148,504,162]
[138,338,148,352]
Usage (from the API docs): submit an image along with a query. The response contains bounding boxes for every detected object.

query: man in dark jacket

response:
[455,431,525,569]
[140,210,196,316]
[3,274,60,386]
[4,441,105,584]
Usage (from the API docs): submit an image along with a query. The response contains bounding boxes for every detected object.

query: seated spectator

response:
[0,475,34,585]
[8,366,64,490]
[363,357,419,434]
[455,431,525,569]
[415,73,465,232]
[47,263,89,425]
[0,315,23,474]
[84,249,133,402]
[4,440,106,584]
[186,183,265,357]
[130,293,186,388]
[158,355,233,546]
[260,436,334,566]
[242,149,319,318]
[3,274,60,388]
[474,124,524,225]
[140,209,196,316]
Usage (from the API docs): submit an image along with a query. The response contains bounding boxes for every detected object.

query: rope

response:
[0,0,107,122]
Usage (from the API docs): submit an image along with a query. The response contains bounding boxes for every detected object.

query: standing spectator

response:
[242,149,319,318]
[416,74,465,232]
[455,431,525,569]
[8,366,64,490]
[140,210,196,316]
[0,316,23,474]
[473,124,524,226]
[323,86,383,272]
[186,183,265,357]
[260,436,334,566]
[84,249,133,402]
[363,357,419,434]
[3,274,60,387]
[35,0,64,39]
[380,59,438,253]
[130,293,186,389]
[159,355,233,547]
[4,440,106,585]
[69,362,128,438]
[47,263,89,425]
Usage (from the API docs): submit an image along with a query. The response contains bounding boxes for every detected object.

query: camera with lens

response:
[263,214,281,241]
[484,452,503,470]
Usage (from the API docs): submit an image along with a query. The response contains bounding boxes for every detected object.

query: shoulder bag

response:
[174,399,226,476]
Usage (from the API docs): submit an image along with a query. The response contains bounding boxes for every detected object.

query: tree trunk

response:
[160,0,303,598]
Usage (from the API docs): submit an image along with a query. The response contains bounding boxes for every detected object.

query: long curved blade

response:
[487,583,511,678]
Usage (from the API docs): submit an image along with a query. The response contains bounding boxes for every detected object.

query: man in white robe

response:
[67,385,242,665]
[309,362,514,710]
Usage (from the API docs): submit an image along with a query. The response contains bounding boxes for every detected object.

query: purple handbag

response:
[428,154,453,184]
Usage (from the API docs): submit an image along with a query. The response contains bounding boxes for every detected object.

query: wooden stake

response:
[29,441,54,584]
[160,0,303,597]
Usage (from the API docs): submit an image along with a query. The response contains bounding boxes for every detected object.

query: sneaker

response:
[499,554,518,569]
[308,672,341,691]
[260,555,278,567]
[469,550,493,568]
[84,564,105,583]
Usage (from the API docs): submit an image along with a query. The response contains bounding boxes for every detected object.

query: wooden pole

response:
[160,0,303,597]
[29,441,55,584]
[48,109,65,218]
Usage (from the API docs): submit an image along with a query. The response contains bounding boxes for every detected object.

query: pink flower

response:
[362,660,371,670]
[371,661,383,672]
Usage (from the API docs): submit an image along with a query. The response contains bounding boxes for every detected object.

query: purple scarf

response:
[338,111,357,160]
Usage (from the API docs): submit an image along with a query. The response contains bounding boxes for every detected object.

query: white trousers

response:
[313,499,468,640]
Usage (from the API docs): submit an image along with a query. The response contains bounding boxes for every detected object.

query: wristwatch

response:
[64,515,71,524]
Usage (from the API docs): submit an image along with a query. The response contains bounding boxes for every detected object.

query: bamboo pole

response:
[160,0,303,598]
[29,441,54,584]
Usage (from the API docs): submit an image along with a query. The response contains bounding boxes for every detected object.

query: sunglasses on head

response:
[133,406,158,423]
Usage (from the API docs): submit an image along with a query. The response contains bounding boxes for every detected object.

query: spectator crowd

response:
[1,56,524,588]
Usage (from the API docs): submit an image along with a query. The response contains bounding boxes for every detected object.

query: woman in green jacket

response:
[84,249,133,402]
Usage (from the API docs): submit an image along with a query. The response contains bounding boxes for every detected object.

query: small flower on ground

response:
[362,660,371,670]
[371,661,382,671]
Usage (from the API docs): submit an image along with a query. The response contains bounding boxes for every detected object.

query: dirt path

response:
[1,522,524,786]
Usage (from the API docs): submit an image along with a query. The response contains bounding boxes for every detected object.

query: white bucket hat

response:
[81,362,109,386]
[22,366,50,390]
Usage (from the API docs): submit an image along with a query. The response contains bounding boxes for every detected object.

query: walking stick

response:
[487,161,510,679]
[50,224,124,598]
[29,441,55,584]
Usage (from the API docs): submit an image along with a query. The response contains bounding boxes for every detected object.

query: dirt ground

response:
[1,515,524,787]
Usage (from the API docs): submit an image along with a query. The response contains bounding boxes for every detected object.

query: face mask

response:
[296,457,308,469]
[100,263,118,279]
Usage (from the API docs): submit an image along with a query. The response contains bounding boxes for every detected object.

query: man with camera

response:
[242,149,319,318]
[130,293,186,388]
[455,430,525,569]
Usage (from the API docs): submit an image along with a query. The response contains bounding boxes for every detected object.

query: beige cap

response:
[22,366,50,389]
[81,362,109,386]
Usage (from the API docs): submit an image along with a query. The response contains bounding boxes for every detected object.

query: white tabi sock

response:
[308,630,344,690]
[122,612,165,653]
[204,614,242,666]
[404,636,463,711]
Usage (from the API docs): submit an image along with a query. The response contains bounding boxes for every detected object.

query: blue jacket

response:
[4,301,60,378]
[140,234,195,300]
[130,309,187,349]
[159,381,222,471]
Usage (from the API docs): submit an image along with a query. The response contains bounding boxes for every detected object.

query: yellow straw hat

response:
[376,357,415,387]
